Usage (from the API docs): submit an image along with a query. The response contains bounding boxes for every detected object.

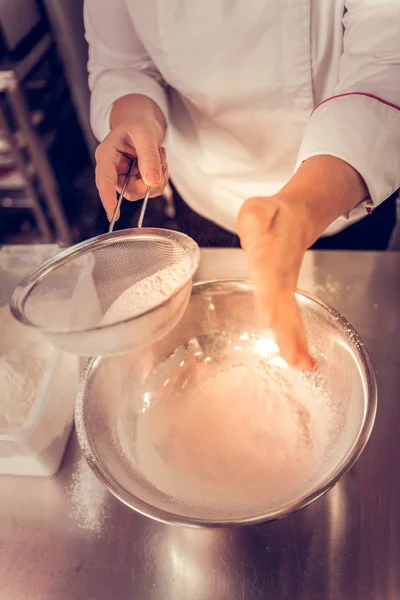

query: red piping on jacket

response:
[312,92,400,115]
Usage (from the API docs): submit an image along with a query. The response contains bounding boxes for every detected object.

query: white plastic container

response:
[0,245,78,476]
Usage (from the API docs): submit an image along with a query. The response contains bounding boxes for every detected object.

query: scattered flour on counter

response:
[66,458,110,536]
[0,305,53,429]
[101,257,192,325]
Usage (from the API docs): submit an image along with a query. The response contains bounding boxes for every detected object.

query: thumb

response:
[132,129,162,187]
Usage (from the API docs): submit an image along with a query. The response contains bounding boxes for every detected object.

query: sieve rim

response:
[75,281,378,529]
[10,228,200,335]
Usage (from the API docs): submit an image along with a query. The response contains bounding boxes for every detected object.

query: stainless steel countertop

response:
[1,249,400,600]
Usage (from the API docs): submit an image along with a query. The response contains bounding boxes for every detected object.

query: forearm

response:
[237,155,368,369]
[110,94,167,134]
[279,155,369,248]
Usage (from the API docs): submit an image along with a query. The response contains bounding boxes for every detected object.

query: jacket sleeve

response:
[297,0,400,231]
[84,0,168,141]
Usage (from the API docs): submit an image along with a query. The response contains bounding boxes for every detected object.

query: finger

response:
[256,271,315,370]
[116,175,162,200]
[132,129,163,187]
[161,147,169,179]
[162,165,169,186]
[95,142,134,221]
[117,174,148,201]
[245,247,313,370]
[95,151,119,221]
[117,152,169,201]
[260,290,315,370]
[238,198,315,369]
[249,242,314,368]
[116,162,143,200]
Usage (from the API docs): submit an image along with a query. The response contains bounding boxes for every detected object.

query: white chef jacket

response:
[84,0,400,235]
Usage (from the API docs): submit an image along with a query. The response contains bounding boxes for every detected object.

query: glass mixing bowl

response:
[75,280,377,528]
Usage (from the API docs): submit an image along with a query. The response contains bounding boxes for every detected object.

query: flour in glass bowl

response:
[101,257,192,325]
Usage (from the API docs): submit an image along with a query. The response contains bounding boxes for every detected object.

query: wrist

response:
[277,155,369,247]
[273,191,320,250]
[110,94,166,136]
[238,195,309,261]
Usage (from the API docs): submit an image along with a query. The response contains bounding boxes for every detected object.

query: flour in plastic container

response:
[0,304,77,476]
[0,305,53,429]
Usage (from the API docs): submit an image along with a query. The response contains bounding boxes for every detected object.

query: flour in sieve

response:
[101,257,192,325]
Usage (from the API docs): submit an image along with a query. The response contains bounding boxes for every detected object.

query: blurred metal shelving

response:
[0,17,73,245]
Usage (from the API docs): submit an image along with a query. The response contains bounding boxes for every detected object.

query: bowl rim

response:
[75,279,378,529]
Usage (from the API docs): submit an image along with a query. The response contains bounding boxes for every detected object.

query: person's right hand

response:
[94,119,168,221]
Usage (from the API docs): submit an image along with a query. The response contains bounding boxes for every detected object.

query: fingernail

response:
[162,164,167,174]
[107,208,119,223]
[145,170,161,186]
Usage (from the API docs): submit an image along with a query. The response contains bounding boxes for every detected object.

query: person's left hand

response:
[237,194,315,370]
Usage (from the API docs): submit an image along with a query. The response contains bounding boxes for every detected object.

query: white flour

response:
[101,257,192,325]
[0,304,77,476]
[0,305,52,429]
[66,457,110,536]
[119,356,333,517]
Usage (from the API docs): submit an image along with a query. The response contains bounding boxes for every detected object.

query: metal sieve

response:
[10,157,200,356]
[10,228,199,356]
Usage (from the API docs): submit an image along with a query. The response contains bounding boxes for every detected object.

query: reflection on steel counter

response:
[1,248,400,600]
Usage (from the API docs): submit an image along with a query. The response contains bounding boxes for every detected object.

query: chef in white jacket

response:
[84,0,400,369]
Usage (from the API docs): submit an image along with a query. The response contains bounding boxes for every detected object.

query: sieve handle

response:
[137,185,151,228]
[108,161,135,233]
